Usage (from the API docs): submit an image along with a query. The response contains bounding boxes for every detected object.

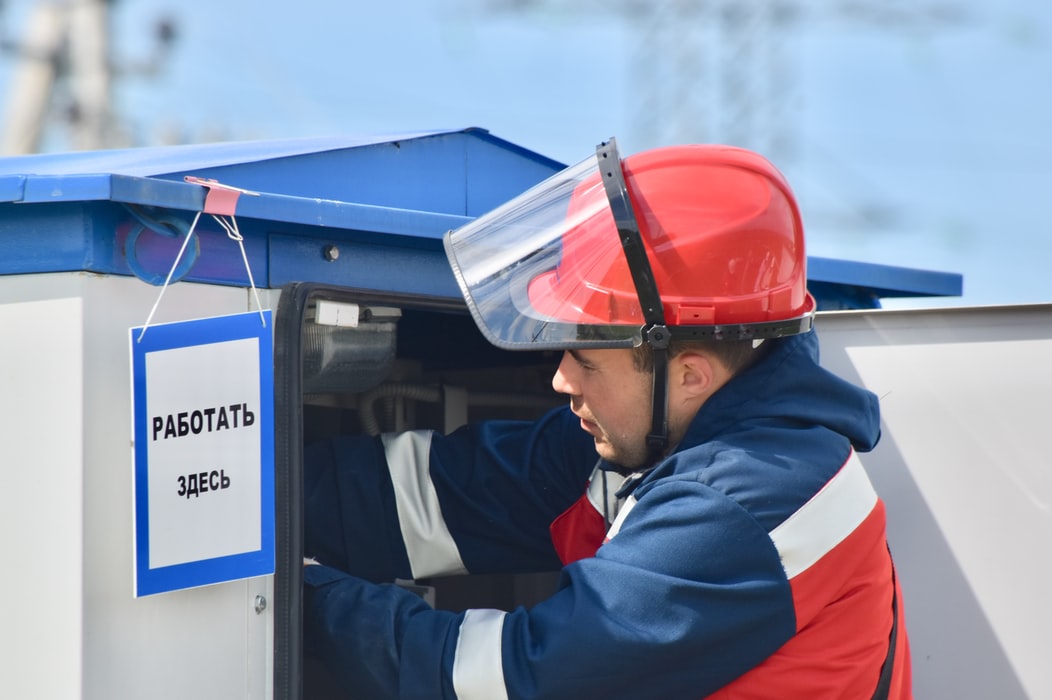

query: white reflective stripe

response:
[382,431,468,578]
[585,464,629,523]
[604,494,637,541]
[770,451,879,579]
[452,609,509,700]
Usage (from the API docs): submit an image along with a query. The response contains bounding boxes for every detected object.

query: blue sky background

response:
[1,0,1049,309]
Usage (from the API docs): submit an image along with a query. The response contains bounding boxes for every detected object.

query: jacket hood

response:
[681,330,881,453]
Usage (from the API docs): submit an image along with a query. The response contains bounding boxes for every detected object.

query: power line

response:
[479,0,966,160]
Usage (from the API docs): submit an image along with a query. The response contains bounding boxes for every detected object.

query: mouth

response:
[570,401,600,437]
[576,414,599,437]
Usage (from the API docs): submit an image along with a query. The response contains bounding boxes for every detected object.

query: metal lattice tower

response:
[480,0,964,161]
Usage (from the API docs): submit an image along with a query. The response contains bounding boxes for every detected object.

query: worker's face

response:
[551,348,653,469]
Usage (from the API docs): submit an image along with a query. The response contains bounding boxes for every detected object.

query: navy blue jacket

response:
[302,331,910,699]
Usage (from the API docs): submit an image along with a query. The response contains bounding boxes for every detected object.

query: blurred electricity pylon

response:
[479,0,967,162]
[0,0,176,154]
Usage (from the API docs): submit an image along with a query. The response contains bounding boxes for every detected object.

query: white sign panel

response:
[130,311,274,596]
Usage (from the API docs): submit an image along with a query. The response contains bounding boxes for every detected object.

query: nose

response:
[551,352,577,396]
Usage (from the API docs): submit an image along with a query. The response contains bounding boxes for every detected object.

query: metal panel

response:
[238,196,468,237]
[0,294,85,699]
[0,174,26,202]
[21,172,113,202]
[0,201,100,273]
[0,131,459,178]
[815,304,1052,700]
[0,131,964,308]
[268,232,460,298]
[0,272,274,700]
[0,129,565,218]
[809,255,963,299]
[143,132,561,221]
[461,130,568,216]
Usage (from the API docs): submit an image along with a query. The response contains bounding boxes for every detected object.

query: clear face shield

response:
[443,143,647,351]
[445,138,816,464]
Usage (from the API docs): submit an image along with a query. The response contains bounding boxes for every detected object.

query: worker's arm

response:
[303,477,795,699]
[303,405,598,582]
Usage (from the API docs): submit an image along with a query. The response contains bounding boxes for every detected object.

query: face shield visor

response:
[443,144,648,351]
[443,138,816,352]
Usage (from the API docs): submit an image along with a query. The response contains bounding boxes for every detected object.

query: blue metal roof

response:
[0,130,449,178]
[0,127,961,306]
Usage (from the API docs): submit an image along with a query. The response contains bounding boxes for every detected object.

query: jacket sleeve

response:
[303,405,598,582]
[303,477,798,700]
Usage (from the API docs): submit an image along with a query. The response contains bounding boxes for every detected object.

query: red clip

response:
[184,176,257,217]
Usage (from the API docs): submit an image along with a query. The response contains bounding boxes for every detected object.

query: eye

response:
[575,355,599,372]
[568,350,597,372]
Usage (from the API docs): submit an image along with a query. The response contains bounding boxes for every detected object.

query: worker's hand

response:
[304,557,320,566]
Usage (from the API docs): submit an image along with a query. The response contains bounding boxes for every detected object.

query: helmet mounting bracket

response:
[597,138,670,463]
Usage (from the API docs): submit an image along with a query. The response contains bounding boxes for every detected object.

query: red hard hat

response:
[528,144,812,327]
[444,140,814,350]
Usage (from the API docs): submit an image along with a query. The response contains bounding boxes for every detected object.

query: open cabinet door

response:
[273,282,311,700]
[273,282,566,699]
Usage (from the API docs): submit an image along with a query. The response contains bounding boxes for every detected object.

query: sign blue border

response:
[130,311,275,596]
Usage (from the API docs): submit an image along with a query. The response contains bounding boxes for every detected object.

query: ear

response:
[671,351,719,401]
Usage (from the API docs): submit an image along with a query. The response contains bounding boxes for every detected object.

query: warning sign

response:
[130,311,274,597]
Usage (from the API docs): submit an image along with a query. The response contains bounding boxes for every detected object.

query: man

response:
[302,139,912,698]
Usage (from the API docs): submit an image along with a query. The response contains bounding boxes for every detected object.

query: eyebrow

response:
[568,349,596,368]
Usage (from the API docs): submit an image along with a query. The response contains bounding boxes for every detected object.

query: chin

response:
[594,443,618,463]
[596,446,638,470]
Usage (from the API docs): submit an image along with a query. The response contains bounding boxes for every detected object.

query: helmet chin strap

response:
[597,138,670,465]
[643,324,671,463]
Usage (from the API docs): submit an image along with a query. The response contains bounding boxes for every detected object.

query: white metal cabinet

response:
[817,304,1052,700]
[0,272,274,700]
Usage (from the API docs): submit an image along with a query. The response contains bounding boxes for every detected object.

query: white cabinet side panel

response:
[81,273,273,700]
[0,272,275,700]
[0,295,85,699]
[816,305,1052,700]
